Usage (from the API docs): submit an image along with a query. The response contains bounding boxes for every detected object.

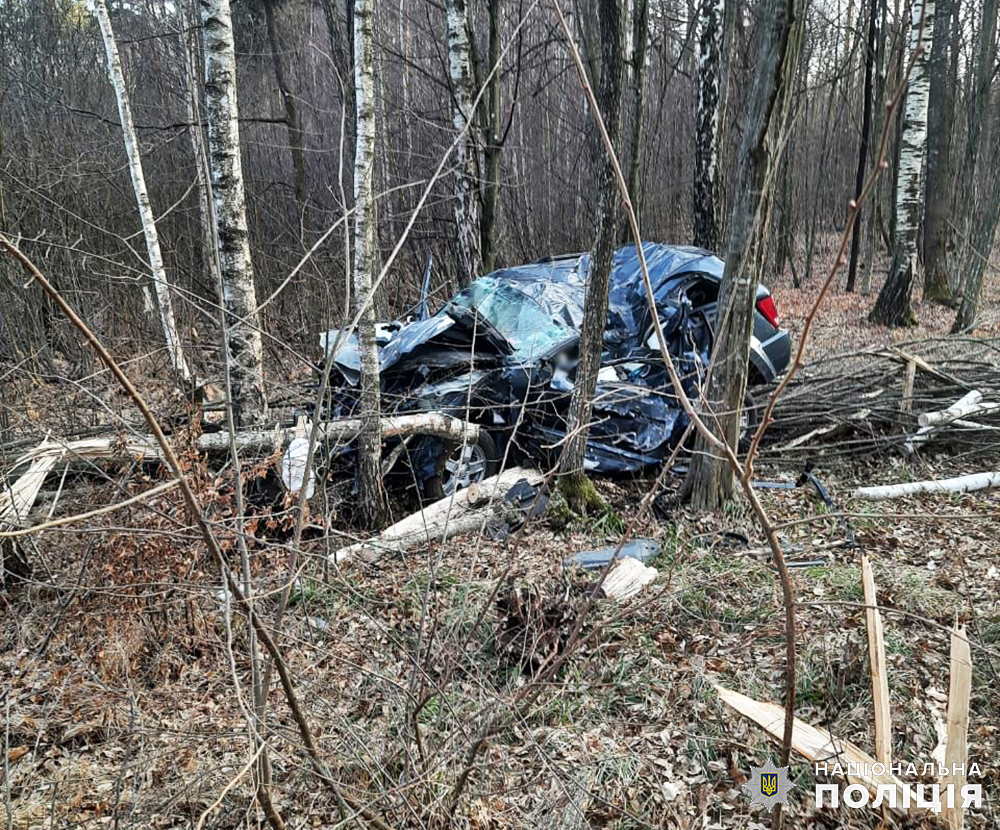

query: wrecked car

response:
[315,243,791,498]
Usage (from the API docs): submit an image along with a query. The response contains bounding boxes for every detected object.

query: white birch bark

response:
[895,0,935,274]
[93,0,191,383]
[200,0,268,426]
[353,0,385,526]
[871,0,935,325]
[446,0,483,284]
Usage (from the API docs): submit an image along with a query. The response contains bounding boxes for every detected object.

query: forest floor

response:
[2,250,999,829]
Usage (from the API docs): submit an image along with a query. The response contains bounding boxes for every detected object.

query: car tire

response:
[424,430,500,501]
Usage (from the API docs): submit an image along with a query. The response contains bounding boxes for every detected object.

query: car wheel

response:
[425,431,499,501]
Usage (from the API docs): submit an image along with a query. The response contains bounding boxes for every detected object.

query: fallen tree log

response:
[1,415,479,531]
[330,466,544,565]
[1,437,161,530]
[854,471,1000,500]
[194,413,479,454]
[916,390,1000,428]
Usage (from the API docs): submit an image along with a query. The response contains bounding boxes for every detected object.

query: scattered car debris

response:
[752,463,856,546]
[565,537,660,571]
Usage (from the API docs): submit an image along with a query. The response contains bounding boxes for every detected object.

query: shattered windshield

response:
[451,278,575,362]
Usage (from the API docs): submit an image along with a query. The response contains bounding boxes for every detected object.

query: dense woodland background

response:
[3,0,995,383]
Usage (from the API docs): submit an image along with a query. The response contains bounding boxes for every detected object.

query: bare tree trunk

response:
[871,0,935,327]
[693,0,722,251]
[953,50,1000,330]
[559,0,625,511]
[922,0,955,304]
[862,0,889,295]
[93,0,192,384]
[181,0,221,299]
[447,0,483,284]
[480,0,503,272]
[262,0,311,238]
[353,0,385,528]
[626,0,649,226]
[684,0,804,511]
[846,0,879,292]
[201,0,268,426]
[952,172,1000,331]
[953,0,998,294]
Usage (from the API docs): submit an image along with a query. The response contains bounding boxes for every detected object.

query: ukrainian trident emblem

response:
[761,772,778,797]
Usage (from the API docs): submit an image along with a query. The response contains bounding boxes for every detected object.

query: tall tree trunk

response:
[921,0,955,304]
[684,0,805,511]
[953,0,998,293]
[201,0,268,426]
[951,154,1000,331]
[181,0,221,299]
[447,0,483,284]
[262,0,311,238]
[871,0,935,327]
[353,0,385,527]
[846,0,879,292]
[559,0,625,509]
[93,0,192,384]
[693,0,722,251]
[626,0,649,228]
[862,0,889,295]
[953,12,1000,331]
[480,0,503,272]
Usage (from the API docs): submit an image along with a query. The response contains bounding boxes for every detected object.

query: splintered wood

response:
[599,556,657,602]
[713,685,912,809]
[0,437,159,531]
[941,624,972,830]
[861,556,892,766]
[329,467,545,564]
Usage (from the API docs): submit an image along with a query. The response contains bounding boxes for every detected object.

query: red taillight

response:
[756,295,780,328]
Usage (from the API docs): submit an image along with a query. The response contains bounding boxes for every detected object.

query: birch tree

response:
[693,0,722,251]
[180,0,221,296]
[201,0,268,426]
[447,0,483,284]
[353,0,386,527]
[559,0,624,512]
[870,0,935,327]
[93,0,191,384]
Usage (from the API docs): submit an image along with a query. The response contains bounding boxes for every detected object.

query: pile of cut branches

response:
[756,336,1000,463]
